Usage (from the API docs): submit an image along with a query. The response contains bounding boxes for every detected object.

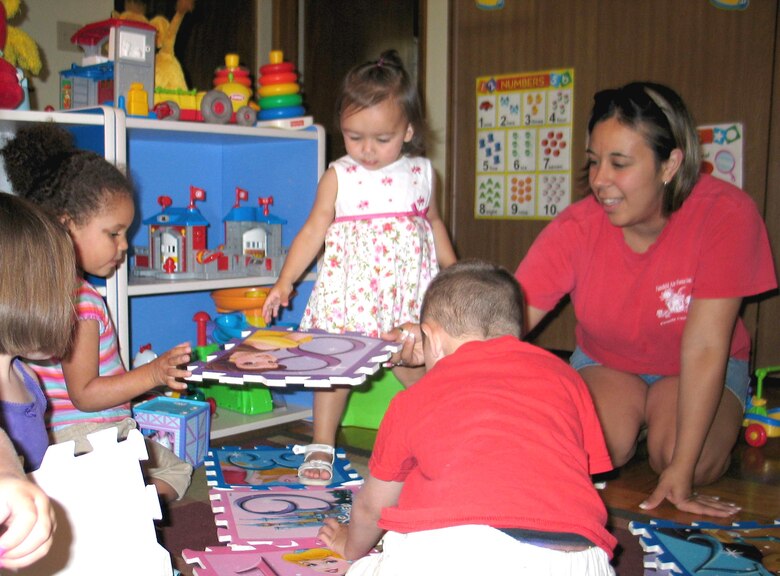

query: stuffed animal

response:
[152,0,194,90]
[113,0,195,92]
[0,0,22,108]
[1,0,40,77]
[111,0,150,24]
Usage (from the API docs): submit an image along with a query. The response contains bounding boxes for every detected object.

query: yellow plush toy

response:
[112,0,194,91]
[152,0,194,90]
[1,0,41,78]
[111,0,150,24]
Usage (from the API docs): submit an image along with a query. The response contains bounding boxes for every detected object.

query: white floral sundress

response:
[300,155,439,337]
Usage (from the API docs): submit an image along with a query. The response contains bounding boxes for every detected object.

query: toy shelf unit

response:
[0,106,121,305]
[115,113,324,438]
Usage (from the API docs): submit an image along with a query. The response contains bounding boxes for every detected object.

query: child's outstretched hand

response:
[0,476,56,570]
[148,342,192,391]
[262,282,294,324]
[318,517,349,559]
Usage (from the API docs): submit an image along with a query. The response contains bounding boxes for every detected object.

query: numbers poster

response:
[475,68,574,220]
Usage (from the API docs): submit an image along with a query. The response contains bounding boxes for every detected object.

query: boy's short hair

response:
[0,192,77,357]
[421,259,524,339]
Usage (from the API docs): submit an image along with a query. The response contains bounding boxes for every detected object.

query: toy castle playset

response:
[132,186,287,280]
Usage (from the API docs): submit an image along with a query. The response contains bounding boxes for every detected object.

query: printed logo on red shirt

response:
[656,279,692,325]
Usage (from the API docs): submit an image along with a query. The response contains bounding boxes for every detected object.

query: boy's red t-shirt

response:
[369,337,617,557]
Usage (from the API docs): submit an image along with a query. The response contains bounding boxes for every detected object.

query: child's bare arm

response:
[263,168,338,322]
[0,429,55,569]
[318,475,402,561]
[62,319,191,411]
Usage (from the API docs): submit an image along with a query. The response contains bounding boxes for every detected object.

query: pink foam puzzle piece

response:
[182,539,354,576]
[209,485,359,544]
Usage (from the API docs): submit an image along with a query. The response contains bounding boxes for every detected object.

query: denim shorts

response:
[569,347,750,410]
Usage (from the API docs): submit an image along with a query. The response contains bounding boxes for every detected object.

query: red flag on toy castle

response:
[234,187,249,207]
[189,186,206,208]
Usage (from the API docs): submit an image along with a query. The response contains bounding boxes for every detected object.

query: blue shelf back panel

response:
[126,130,319,249]
[68,124,107,158]
[125,128,319,406]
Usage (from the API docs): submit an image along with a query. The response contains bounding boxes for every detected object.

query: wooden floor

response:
[599,432,780,529]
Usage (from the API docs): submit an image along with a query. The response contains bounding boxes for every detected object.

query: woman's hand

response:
[318,517,349,559]
[640,463,740,517]
[382,323,424,368]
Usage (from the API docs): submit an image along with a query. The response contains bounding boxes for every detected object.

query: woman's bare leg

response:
[645,377,743,485]
[579,365,648,467]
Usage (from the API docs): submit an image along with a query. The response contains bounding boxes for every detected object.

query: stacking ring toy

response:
[258,72,297,86]
[259,106,306,120]
[258,83,300,98]
[259,94,303,109]
[259,61,295,75]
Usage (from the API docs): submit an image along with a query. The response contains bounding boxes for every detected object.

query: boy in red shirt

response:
[319,260,616,576]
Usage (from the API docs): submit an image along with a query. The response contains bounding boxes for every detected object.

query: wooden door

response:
[302,0,421,164]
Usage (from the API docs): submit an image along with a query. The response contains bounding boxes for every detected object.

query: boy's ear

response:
[421,320,444,360]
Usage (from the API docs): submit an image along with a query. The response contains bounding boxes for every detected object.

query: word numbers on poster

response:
[475,68,574,220]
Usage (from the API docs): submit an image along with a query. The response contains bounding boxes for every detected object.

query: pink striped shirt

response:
[30,279,129,431]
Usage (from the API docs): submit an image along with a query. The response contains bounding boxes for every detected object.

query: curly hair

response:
[1,123,134,225]
[335,49,427,156]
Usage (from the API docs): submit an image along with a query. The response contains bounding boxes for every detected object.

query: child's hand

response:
[318,517,349,559]
[262,283,293,324]
[149,342,192,391]
[0,476,56,570]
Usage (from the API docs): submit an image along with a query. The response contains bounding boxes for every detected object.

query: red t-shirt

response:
[369,336,616,557]
[516,175,777,375]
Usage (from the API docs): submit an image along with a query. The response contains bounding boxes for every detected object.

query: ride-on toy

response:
[743,366,780,447]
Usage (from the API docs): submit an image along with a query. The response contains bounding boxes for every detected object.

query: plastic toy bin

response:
[133,396,210,467]
[199,382,274,415]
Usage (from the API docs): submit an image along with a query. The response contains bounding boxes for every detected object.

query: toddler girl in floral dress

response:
[263,49,456,485]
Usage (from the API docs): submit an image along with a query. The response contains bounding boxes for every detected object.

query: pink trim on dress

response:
[334,210,420,223]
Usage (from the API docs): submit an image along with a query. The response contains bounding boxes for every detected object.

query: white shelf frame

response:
[210,404,312,440]
[0,107,325,441]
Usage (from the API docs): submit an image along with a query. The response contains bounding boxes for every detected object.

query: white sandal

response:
[292,444,335,486]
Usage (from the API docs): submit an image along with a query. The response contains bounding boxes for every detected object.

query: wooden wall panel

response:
[448,1,779,357]
[755,4,780,367]
[303,0,420,165]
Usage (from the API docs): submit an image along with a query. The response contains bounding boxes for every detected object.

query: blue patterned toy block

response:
[133,396,211,468]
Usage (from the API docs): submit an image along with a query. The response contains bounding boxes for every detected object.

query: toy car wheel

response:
[201,90,233,124]
[155,100,180,121]
[745,423,768,447]
[236,106,256,126]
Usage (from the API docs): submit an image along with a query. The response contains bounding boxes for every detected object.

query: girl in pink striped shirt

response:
[2,123,193,501]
